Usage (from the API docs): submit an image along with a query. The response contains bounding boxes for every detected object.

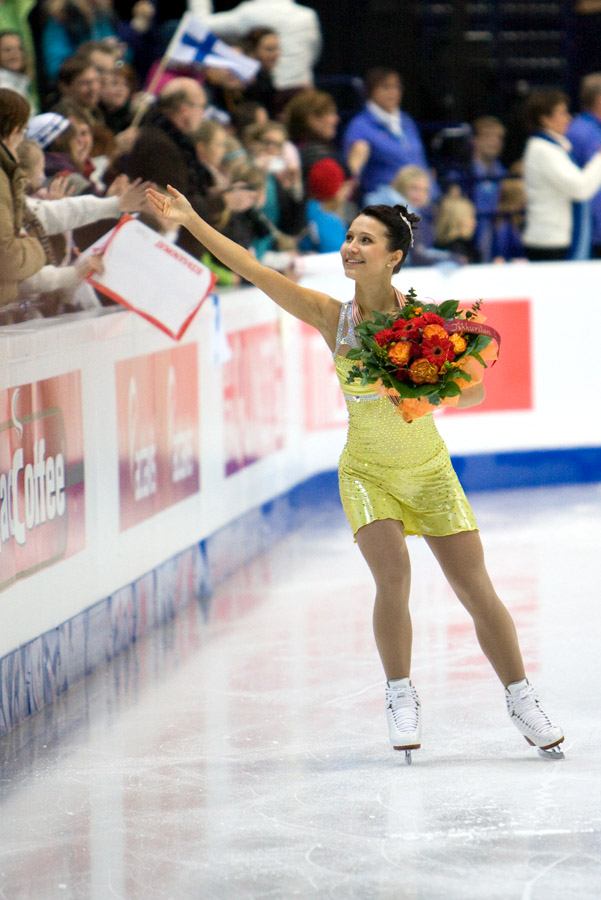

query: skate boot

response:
[386,677,421,764]
[505,679,565,759]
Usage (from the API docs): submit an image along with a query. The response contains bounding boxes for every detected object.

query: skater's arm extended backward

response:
[145,186,334,332]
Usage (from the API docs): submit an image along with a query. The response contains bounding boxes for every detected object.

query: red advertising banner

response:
[223,323,286,476]
[0,373,85,592]
[116,345,200,531]
[445,299,533,415]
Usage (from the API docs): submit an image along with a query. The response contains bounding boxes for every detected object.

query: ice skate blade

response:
[393,744,420,765]
[524,736,565,760]
[536,746,565,760]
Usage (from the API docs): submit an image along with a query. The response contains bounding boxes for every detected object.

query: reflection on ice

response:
[1,483,600,899]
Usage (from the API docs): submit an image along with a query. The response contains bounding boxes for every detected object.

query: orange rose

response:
[423,324,447,340]
[409,358,439,384]
[388,341,411,366]
[449,333,468,353]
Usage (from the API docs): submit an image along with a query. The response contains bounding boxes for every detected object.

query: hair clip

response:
[399,211,414,246]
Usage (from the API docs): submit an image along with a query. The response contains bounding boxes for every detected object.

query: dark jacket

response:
[124,109,222,258]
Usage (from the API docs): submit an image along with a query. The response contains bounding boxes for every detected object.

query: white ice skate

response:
[505,679,565,760]
[386,678,421,764]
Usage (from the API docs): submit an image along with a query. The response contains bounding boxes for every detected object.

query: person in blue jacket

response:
[567,72,601,258]
[342,67,429,199]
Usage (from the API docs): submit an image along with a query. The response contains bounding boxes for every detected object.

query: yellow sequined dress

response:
[334,300,477,537]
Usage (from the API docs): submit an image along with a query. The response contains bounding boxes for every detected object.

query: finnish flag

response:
[167,14,261,84]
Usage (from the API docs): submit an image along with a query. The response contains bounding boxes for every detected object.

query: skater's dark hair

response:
[360,204,420,273]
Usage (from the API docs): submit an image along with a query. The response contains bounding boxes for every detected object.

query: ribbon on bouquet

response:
[443,318,501,363]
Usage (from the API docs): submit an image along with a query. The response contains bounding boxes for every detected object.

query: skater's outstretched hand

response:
[145,185,194,227]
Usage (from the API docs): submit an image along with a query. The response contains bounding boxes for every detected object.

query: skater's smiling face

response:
[341,214,403,280]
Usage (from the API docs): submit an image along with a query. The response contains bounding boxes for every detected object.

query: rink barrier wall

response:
[1,258,600,735]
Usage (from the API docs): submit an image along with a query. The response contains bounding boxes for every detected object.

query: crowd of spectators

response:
[2,0,601,324]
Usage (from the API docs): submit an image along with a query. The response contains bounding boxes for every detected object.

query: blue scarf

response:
[534,130,591,260]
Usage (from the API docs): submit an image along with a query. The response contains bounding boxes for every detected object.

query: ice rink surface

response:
[1,482,601,900]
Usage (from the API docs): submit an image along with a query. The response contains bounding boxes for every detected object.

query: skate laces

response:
[386,685,420,731]
[507,684,555,735]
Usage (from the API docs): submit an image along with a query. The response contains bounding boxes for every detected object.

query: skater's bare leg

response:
[425,530,526,686]
[355,519,412,680]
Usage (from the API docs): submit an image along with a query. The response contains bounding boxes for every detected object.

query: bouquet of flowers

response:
[346,288,500,422]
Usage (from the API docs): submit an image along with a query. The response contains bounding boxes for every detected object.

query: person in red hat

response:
[301,157,355,253]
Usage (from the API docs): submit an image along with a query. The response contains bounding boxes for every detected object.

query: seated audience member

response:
[219,134,247,180]
[47,101,107,189]
[0,4,39,104]
[207,161,270,278]
[192,118,229,191]
[0,30,31,100]
[40,0,119,85]
[567,72,601,258]
[193,0,323,95]
[469,116,507,262]
[76,38,120,82]
[0,88,45,313]
[230,99,268,139]
[434,193,480,264]
[364,164,436,264]
[241,28,281,117]
[491,175,526,262]
[98,60,137,134]
[56,55,103,122]
[17,138,48,194]
[342,67,429,198]
[125,77,224,257]
[522,87,601,261]
[243,118,305,255]
[301,157,353,253]
[283,88,354,181]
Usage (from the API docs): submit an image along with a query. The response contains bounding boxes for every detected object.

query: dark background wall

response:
[210,0,579,127]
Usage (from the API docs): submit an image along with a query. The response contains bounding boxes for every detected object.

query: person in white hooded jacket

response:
[522,87,601,261]
[190,0,322,91]
[17,155,148,310]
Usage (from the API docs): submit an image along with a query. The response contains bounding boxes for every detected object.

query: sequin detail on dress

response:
[333,300,477,537]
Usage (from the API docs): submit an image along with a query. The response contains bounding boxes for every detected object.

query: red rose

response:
[374,328,395,347]
[421,312,444,325]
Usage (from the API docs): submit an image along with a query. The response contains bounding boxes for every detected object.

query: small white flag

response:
[167,14,261,84]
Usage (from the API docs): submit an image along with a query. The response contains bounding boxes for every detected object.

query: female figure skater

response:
[146,185,565,762]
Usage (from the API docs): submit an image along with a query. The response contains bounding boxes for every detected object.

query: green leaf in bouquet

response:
[436,299,460,319]
[470,352,486,367]
[441,381,462,397]
[345,347,363,360]
[467,333,492,353]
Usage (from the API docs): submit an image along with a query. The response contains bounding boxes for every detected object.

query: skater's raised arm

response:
[145,186,338,337]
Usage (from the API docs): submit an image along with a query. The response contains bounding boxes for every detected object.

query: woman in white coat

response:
[522,88,601,261]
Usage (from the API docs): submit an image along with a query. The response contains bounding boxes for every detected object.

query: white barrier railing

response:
[1,258,600,668]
